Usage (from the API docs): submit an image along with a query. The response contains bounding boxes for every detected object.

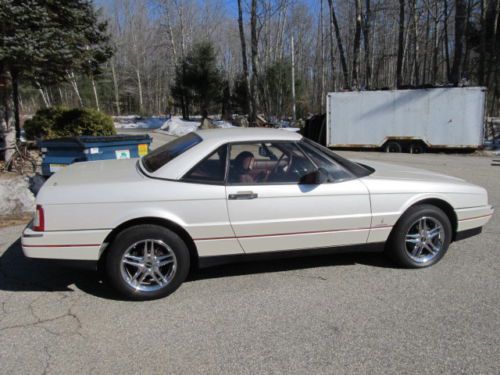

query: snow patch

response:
[114,116,167,129]
[160,117,200,136]
[212,120,234,129]
[158,116,236,136]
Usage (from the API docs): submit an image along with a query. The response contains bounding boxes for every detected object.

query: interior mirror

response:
[258,145,269,157]
[300,168,329,185]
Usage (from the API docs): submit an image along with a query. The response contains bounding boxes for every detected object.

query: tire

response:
[410,142,426,154]
[385,141,402,153]
[386,204,452,268]
[106,224,190,300]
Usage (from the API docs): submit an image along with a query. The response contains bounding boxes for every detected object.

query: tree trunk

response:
[327,0,336,90]
[451,0,466,84]
[237,0,252,116]
[38,87,49,108]
[412,0,420,85]
[111,60,121,116]
[397,0,405,88]
[352,0,362,89]
[68,71,83,107]
[432,1,440,83]
[165,5,177,62]
[422,7,430,83]
[490,0,500,116]
[250,0,259,123]
[320,0,326,108]
[443,0,451,80]
[362,0,372,89]
[462,0,473,78]
[11,69,21,140]
[478,0,487,85]
[90,74,100,112]
[0,64,13,162]
[136,68,144,113]
[327,0,349,89]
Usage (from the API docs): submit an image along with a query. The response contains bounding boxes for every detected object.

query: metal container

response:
[38,134,152,176]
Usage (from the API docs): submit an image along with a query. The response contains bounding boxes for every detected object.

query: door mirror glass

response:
[300,167,329,185]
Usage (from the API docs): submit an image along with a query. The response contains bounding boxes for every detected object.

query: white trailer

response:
[326,87,486,152]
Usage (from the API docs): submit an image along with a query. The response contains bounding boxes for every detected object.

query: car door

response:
[181,145,245,257]
[225,141,372,254]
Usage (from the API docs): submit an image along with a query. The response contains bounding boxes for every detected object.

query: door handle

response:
[228,191,258,200]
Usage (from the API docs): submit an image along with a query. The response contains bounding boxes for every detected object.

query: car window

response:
[182,145,227,184]
[299,141,354,182]
[228,142,316,184]
[142,132,202,173]
[301,138,373,178]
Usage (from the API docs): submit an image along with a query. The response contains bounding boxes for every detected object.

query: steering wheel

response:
[266,153,293,182]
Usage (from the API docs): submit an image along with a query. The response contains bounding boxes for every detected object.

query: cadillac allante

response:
[22,129,493,300]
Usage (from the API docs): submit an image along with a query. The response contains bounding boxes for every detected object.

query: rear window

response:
[142,132,202,173]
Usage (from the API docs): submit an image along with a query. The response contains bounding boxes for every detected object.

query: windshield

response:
[142,132,202,173]
[301,138,374,178]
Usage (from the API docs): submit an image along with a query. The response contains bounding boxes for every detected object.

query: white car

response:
[22,129,493,300]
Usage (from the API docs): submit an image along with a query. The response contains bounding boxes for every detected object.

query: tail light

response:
[33,205,45,231]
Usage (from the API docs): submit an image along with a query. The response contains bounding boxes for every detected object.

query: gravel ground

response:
[0,140,498,374]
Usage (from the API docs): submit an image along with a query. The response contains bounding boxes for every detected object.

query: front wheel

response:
[387,205,452,268]
[106,224,190,300]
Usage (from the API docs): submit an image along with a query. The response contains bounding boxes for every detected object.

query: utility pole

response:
[291,35,296,122]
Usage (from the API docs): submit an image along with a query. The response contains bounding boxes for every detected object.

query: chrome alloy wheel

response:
[120,239,177,292]
[404,216,445,264]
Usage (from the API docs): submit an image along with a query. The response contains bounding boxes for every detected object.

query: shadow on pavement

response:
[0,237,395,300]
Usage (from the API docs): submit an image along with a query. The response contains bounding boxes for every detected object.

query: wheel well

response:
[408,199,458,241]
[99,217,199,269]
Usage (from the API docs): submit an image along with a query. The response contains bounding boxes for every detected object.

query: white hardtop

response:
[147,128,302,180]
[196,127,302,143]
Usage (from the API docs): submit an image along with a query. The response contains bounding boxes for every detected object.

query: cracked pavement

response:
[0,151,499,374]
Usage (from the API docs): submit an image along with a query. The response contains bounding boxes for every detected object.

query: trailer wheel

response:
[410,142,426,154]
[384,141,402,153]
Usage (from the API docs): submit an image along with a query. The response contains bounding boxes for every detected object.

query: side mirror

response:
[300,168,329,184]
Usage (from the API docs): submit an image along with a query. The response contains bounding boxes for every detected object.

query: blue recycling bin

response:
[38,134,152,176]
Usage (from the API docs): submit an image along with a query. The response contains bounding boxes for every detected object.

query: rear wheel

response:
[410,142,426,154]
[387,205,452,268]
[384,141,402,153]
[106,224,190,300]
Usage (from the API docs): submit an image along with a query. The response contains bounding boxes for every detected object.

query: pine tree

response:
[172,41,223,119]
[0,0,112,140]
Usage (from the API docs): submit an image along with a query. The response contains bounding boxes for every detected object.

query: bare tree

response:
[250,0,259,123]
[352,0,362,89]
[237,0,252,115]
[362,0,372,88]
[451,0,467,84]
[397,0,405,88]
[327,0,349,89]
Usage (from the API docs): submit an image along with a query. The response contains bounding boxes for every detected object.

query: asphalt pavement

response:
[0,147,499,374]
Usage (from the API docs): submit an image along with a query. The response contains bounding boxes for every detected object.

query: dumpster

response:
[38,134,152,176]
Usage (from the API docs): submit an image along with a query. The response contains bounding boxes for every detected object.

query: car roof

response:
[196,128,302,142]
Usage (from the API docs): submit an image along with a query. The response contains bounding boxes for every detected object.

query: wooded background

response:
[15,0,500,121]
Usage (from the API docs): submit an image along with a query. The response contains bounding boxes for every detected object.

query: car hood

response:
[355,159,466,183]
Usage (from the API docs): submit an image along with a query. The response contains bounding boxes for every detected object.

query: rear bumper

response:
[21,224,110,261]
